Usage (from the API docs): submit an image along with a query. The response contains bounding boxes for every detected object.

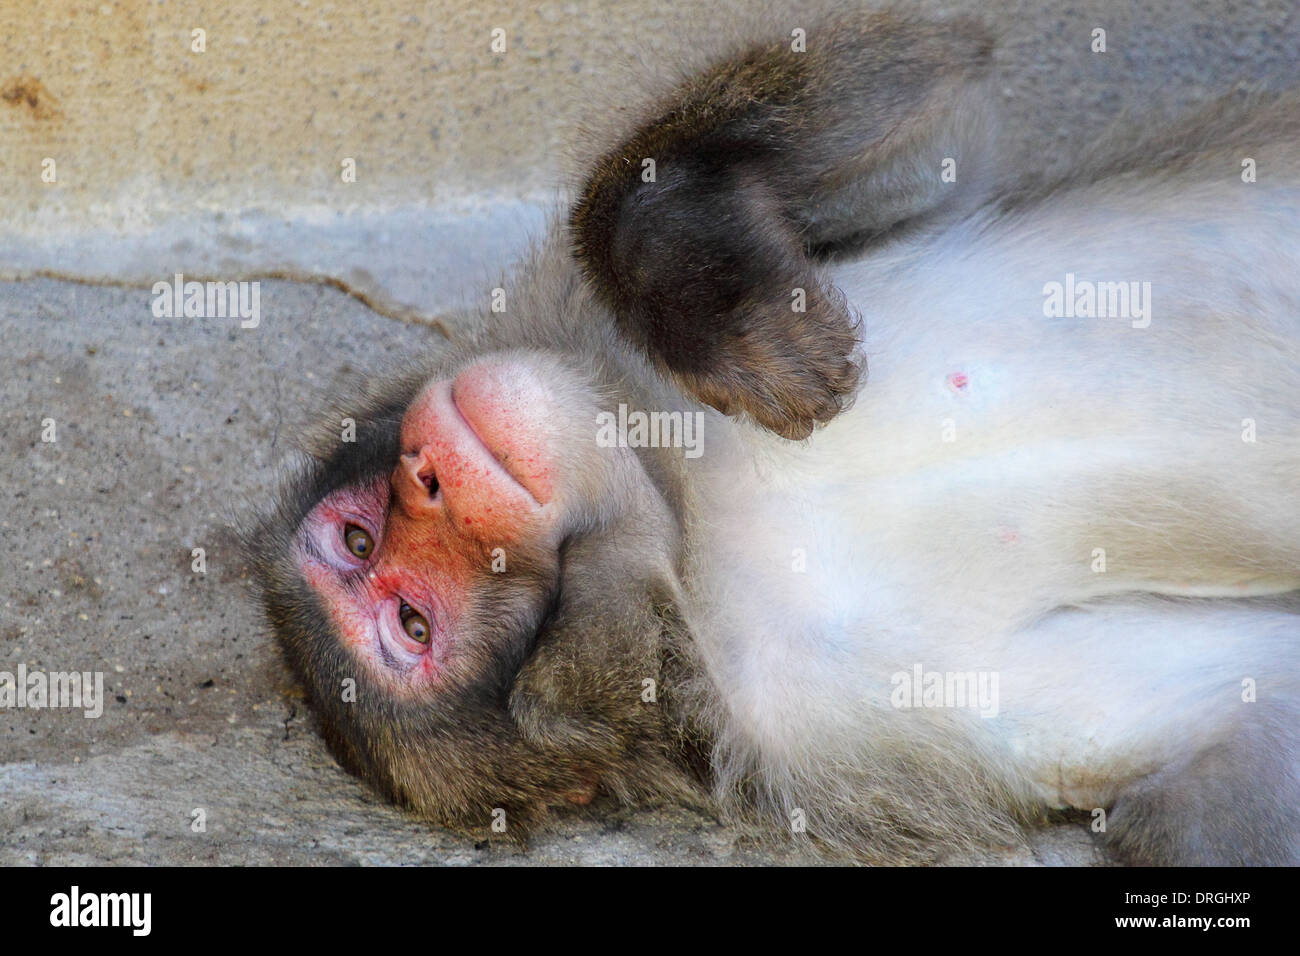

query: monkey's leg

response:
[995,601,1300,865]
[1105,701,1300,866]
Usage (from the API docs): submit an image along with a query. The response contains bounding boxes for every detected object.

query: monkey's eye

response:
[399,601,430,643]
[343,524,374,560]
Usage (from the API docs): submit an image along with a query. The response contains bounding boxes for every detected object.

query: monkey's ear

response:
[571,15,994,438]
[508,599,655,756]
[507,570,682,765]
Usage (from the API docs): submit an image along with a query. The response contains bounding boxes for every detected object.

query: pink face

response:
[294,360,564,692]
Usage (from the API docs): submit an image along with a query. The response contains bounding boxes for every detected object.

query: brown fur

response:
[570,13,994,438]
[250,11,1300,863]
[247,239,713,841]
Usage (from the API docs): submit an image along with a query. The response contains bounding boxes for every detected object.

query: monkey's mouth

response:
[399,371,555,511]
[447,383,544,506]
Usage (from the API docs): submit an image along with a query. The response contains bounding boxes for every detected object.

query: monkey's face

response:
[294,359,569,693]
[255,348,696,829]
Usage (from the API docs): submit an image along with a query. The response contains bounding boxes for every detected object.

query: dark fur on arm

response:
[570,13,994,438]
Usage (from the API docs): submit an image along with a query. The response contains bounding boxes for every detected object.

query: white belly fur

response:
[687,172,1300,810]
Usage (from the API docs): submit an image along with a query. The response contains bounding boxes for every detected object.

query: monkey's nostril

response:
[397,451,439,503]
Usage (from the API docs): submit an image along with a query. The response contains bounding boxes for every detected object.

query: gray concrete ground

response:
[0,277,1108,865]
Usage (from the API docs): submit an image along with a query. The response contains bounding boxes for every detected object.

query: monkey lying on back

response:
[251,13,1300,864]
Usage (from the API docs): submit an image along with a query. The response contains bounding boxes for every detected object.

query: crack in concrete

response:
[1,268,458,339]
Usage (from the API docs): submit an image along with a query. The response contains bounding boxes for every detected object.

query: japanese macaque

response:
[250,11,1300,864]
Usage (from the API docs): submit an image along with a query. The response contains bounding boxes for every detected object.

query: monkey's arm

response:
[570,13,994,438]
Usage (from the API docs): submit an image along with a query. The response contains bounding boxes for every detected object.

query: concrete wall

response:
[3,0,1298,324]
[0,0,762,321]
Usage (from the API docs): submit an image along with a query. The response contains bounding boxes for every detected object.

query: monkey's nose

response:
[393,450,439,513]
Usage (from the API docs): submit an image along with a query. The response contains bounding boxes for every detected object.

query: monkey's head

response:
[251,11,1000,836]
[251,341,709,834]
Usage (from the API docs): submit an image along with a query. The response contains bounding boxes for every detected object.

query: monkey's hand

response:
[571,12,992,438]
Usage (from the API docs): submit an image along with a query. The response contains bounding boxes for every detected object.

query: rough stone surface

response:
[3,0,1298,322]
